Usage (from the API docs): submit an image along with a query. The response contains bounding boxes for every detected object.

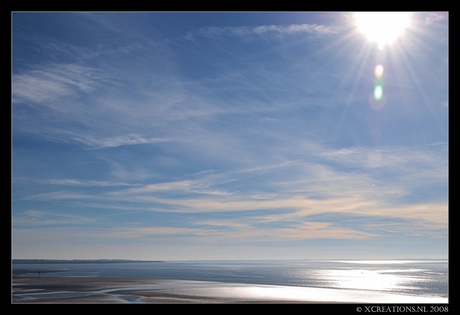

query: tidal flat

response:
[12,276,447,304]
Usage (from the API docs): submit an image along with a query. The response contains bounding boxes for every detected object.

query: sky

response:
[11,12,448,260]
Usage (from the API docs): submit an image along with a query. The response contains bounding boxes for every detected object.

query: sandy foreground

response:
[11,276,448,304]
[11,276,325,304]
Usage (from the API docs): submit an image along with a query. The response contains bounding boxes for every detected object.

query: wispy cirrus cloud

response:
[104,221,374,242]
[425,12,448,24]
[186,23,343,40]
[12,63,104,105]
[14,210,95,226]
[20,191,91,201]
[14,170,446,246]
[25,180,444,237]
[110,176,236,196]
[194,219,375,241]
[70,133,171,149]
[43,178,138,187]
[19,141,447,230]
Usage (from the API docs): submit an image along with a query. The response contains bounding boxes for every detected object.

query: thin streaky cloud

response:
[192,219,375,241]
[186,23,343,40]
[12,63,104,105]
[425,12,448,24]
[20,191,91,201]
[75,134,171,150]
[43,179,140,187]
[97,222,375,242]
[13,210,95,226]
[117,193,446,228]
[363,220,447,238]
[19,147,446,227]
[115,180,205,194]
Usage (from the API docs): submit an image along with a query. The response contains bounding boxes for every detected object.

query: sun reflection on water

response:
[314,268,426,293]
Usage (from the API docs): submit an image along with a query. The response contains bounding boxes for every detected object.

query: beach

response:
[11,276,327,303]
[12,275,448,304]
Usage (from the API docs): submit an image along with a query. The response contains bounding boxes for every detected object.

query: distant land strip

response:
[12,259,165,264]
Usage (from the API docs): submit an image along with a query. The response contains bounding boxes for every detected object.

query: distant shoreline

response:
[12,258,447,264]
[12,259,165,264]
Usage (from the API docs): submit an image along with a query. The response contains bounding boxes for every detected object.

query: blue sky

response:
[12,12,448,260]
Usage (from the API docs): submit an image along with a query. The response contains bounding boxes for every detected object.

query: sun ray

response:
[387,36,447,136]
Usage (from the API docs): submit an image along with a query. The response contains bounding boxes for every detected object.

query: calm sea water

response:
[12,260,448,303]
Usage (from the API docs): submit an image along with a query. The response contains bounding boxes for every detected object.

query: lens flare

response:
[373,64,384,101]
[374,64,384,78]
[374,84,383,100]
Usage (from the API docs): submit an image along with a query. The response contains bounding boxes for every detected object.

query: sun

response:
[354,12,411,49]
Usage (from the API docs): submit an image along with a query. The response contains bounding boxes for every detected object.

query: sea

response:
[11,259,448,304]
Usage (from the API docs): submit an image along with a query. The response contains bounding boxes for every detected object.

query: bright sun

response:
[354,12,411,49]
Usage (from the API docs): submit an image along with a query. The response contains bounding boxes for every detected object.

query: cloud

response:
[13,210,94,226]
[12,63,103,105]
[20,140,446,234]
[108,226,203,238]
[86,220,374,242]
[425,12,448,24]
[43,178,138,187]
[71,134,171,149]
[186,23,342,40]
[195,219,375,242]
[15,174,446,245]
[103,183,446,230]
[118,180,201,194]
[110,177,234,196]
[363,219,447,238]
[21,191,91,201]
[12,59,228,151]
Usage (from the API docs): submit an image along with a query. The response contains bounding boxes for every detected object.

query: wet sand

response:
[11,276,448,304]
[11,276,318,303]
